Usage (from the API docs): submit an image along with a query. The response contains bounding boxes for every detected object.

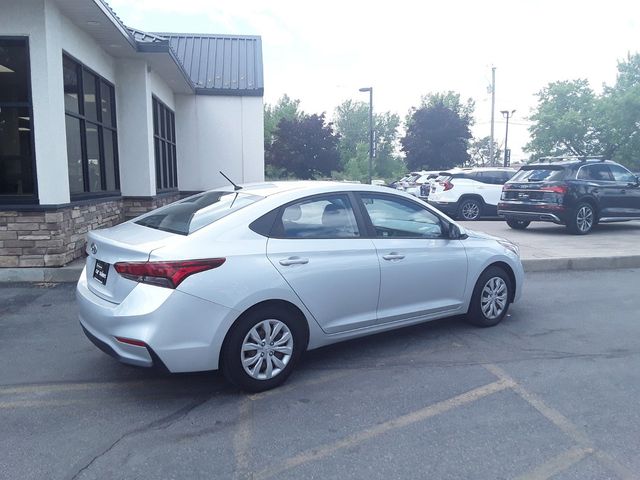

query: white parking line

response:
[515,446,594,480]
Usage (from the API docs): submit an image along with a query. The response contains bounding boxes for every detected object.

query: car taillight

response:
[114,258,226,289]
[443,180,454,191]
[541,185,568,194]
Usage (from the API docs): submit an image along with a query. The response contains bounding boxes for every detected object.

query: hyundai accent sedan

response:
[77,182,524,392]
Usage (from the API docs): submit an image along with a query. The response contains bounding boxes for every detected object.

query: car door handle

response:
[279,256,309,266]
[382,252,405,261]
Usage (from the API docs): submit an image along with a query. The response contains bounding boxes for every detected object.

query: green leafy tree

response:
[401,92,473,171]
[333,100,403,180]
[468,136,502,166]
[525,79,610,159]
[266,113,341,179]
[264,95,302,149]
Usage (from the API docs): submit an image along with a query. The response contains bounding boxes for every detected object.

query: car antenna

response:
[219,171,242,191]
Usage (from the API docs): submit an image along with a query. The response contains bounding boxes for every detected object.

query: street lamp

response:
[501,109,515,167]
[359,87,373,184]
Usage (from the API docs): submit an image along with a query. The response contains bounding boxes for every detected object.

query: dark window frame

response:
[0,36,38,204]
[63,52,120,200]
[153,96,178,191]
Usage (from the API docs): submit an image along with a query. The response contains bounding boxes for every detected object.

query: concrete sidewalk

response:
[460,219,640,272]
[1,220,639,282]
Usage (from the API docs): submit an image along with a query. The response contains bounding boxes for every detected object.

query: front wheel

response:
[506,219,530,230]
[458,199,482,221]
[567,202,595,235]
[466,266,512,327]
[221,306,306,392]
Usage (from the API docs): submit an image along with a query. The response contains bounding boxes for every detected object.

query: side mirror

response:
[448,223,468,240]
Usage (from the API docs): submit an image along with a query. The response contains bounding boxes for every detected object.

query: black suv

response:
[498,159,640,234]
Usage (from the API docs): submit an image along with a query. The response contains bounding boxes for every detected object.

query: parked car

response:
[428,168,517,220]
[404,171,441,198]
[498,158,640,234]
[77,181,524,392]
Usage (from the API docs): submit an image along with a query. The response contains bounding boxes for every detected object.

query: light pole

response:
[489,67,496,166]
[501,109,515,167]
[359,87,373,184]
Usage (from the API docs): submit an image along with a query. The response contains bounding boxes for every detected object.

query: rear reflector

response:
[114,258,226,289]
[115,337,147,347]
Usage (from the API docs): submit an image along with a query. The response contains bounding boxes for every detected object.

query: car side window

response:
[577,164,614,181]
[608,164,637,183]
[276,195,360,239]
[360,194,444,238]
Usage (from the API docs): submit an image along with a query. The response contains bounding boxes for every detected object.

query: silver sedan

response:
[77,182,524,392]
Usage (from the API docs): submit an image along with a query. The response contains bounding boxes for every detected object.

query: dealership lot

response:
[1,268,639,479]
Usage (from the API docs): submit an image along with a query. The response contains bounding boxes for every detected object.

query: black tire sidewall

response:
[567,202,595,235]
[458,199,482,221]
[467,266,512,327]
[221,306,306,392]
[506,219,530,230]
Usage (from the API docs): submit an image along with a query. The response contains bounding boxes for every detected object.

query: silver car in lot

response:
[77,182,524,391]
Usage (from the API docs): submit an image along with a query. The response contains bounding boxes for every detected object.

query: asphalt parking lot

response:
[2,269,640,480]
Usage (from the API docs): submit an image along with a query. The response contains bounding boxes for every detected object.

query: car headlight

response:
[498,240,519,257]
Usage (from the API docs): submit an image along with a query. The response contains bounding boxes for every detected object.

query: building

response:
[0,0,265,268]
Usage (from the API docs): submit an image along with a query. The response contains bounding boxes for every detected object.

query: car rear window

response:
[135,191,262,235]
[510,167,566,182]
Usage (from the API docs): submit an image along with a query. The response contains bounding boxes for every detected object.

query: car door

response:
[266,193,381,334]
[608,164,640,217]
[576,164,620,217]
[356,193,468,324]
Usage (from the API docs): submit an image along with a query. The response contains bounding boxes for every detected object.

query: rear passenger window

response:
[275,195,360,239]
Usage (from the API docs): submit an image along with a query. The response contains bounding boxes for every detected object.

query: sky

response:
[109,0,640,161]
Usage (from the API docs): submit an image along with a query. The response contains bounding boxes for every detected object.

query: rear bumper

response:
[498,203,567,224]
[76,267,239,372]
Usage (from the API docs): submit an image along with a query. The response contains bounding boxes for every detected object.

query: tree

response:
[401,92,473,171]
[264,95,302,148]
[524,79,610,159]
[468,136,501,166]
[333,100,403,180]
[266,113,341,179]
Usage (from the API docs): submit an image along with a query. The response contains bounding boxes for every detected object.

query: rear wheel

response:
[506,219,530,230]
[458,199,482,221]
[466,266,512,327]
[567,202,595,235]
[221,306,306,392]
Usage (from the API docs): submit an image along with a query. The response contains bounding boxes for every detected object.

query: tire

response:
[506,219,530,230]
[466,266,512,327]
[457,198,482,221]
[221,306,306,392]
[567,202,595,235]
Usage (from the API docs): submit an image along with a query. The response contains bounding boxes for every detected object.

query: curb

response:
[1,255,639,283]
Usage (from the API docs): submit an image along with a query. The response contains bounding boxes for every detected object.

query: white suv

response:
[428,168,516,220]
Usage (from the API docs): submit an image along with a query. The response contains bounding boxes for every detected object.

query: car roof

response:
[524,159,615,168]
[208,180,401,198]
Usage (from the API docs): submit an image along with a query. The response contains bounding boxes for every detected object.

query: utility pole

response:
[359,87,374,184]
[501,109,515,167]
[489,67,496,166]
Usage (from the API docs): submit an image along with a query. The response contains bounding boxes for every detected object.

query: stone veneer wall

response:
[0,193,182,268]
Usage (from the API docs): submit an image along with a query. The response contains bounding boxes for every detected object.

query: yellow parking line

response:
[255,379,514,479]
[0,380,149,396]
[515,446,593,480]
[232,399,253,480]
[0,399,85,409]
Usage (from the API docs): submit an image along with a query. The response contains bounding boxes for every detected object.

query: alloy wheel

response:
[461,201,480,220]
[576,205,594,233]
[480,277,508,320]
[241,319,294,380]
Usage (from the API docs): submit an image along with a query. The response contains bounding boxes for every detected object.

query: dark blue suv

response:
[498,159,640,234]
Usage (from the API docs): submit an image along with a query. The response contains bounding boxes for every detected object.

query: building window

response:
[63,54,119,197]
[153,97,177,190]
[0,37,36,201]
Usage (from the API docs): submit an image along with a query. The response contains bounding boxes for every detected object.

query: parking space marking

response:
[232,399,253,480]
[254,378,514,479]
[484,364,637,480]
[248,370,352,401]
[0,399,86,409]
[0,380,149,396]
[515,446,594,480]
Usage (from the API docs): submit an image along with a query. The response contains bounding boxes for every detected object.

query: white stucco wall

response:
[149,70,175,110]
[175,95,264,191]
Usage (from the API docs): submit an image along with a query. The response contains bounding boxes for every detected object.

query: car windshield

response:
[510,167,566,182]
[135,191,263,235]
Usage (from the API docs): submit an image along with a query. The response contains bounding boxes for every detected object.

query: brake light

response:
[541,185,568,194]
[114,258,226,289]
[443,180,454,191]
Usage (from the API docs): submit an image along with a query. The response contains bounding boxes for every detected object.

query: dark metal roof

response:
[157,34,264,96]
